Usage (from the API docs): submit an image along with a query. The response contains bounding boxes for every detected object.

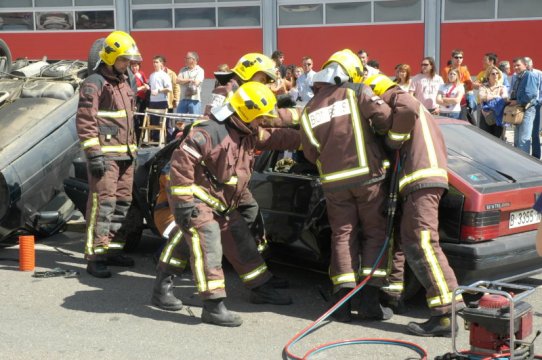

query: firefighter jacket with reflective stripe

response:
[381,87,448,197]
[205,84,302,128]
[76,65,137,161]
[169,115,300,213]
[299,82,392,192]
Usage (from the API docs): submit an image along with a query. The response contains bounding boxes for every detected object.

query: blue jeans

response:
[466,92,477,110]
[514,106,536,154]
[531,104,541,159]
[177,99,202,115]
[441,111,461,119]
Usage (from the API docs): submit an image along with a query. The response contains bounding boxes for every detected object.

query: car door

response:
[250,150,330,266]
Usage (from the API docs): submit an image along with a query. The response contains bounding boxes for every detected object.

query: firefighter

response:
[299,49,394,322]
[151,162,190,311]
[76,31,141,278]
[205,52,300,260]
[168,82,300,327]
[363,74,462,337]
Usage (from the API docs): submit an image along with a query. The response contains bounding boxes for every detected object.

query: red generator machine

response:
[437,281,538,360]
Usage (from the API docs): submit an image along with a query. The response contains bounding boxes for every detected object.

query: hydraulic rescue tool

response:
[436,280,539,360]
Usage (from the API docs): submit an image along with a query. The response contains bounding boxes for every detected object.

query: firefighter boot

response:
[357,285,393,320]
[407,314,453,337]
[201,299,243,327]
[329,288,352,323]
[250,282,293,305]
[106,254,135,267]
[86,260,112,278]
[151,271,183,311]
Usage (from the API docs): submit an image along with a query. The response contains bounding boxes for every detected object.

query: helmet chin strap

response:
[312,63,349,85]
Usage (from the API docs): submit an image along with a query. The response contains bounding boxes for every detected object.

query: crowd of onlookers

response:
[130,48,542,159]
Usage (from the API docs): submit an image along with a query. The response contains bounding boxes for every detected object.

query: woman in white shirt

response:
[409,56,444,115]
[436,69,465,119]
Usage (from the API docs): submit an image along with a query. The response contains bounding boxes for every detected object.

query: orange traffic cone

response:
[19,235,35,271]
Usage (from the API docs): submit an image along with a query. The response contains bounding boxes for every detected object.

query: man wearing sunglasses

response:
[442,49,476,121]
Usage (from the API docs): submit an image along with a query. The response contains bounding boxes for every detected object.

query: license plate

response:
[509,209,541,229]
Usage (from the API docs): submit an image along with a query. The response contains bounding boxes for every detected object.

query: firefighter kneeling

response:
[168,82,299,327]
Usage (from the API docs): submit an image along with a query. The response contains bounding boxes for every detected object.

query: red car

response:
[249,117,542,292]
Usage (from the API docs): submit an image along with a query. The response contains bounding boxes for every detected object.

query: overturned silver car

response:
[0,39,88,244]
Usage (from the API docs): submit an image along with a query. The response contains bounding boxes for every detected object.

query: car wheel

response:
[87,38,104,75]
[0,38,12,75]
[119,202,144,253]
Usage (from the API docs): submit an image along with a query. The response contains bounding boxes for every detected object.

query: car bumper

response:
[441,231,542,284]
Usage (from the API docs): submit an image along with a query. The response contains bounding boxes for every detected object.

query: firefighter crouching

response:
[299,49,394,322]
[168,82,300,327]
[204,52,301,258]
[76,31,141,278]
[151,164,190,311]
[364,74,462,337]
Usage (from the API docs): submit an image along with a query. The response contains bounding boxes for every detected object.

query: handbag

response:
[503,104,525,125]
[482,110,496,126]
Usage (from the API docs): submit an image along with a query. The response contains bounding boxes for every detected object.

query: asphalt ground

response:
[1,227,542,360]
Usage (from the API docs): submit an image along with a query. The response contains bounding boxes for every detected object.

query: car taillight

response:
[460,210,500,242]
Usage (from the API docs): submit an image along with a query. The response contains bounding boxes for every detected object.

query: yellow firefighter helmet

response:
[99,31,142,66]
[363,74,397,96]
[322,49,364,83]
[232,53,277,83]
[229,82,278,123]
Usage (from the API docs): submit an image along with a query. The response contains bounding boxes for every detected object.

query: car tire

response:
[87,37,104,75]
[119,202,144,253]
[0,38,12,75]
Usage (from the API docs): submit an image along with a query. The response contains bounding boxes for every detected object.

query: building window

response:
[326,2,371,24]
[498,0,542,19]
[443,0,495,21]
[36,11,74,30]
[0,12,34,31]
[279,4,323,26]
[0,0,32,7]
[133,9,173,29]
[76,11,114,29]
[374,0,422,22]
[218,6,260,27]
[175,8,215,28]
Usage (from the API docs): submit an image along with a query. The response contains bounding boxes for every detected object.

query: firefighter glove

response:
[174,203,199,230]
[88,156,106,178]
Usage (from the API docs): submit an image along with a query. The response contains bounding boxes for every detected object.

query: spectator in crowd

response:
[148,55,172,140]
[297,56,316,103]
[409,56,444,115]
[473,52,499,89]
[499,60,512,92]
[176,51,204,115]
[509,57,539,154]
[130,60,149,143]
[283,64,296,92]
[271,50,287,78]
[394,63,411,91]
[214,63,231,88]
[367,59,380,72]
[159,55,180,141]
[357,49,379,77]
[436,68,464,119]
[288,65,303,103]
[442,49,475,121]
[478,65,508,139]
[269,67,288,96]
[525,57,542,158]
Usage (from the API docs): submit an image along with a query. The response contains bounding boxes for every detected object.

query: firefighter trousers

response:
[154,206,191,275]
[324,182,389,292]
[179,203,272,300]
[84,160,133,261]
[394,188,460,316]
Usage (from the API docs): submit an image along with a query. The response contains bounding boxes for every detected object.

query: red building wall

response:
[0,29,263,77]
[440,20,542,75]
[278,23,424,76]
